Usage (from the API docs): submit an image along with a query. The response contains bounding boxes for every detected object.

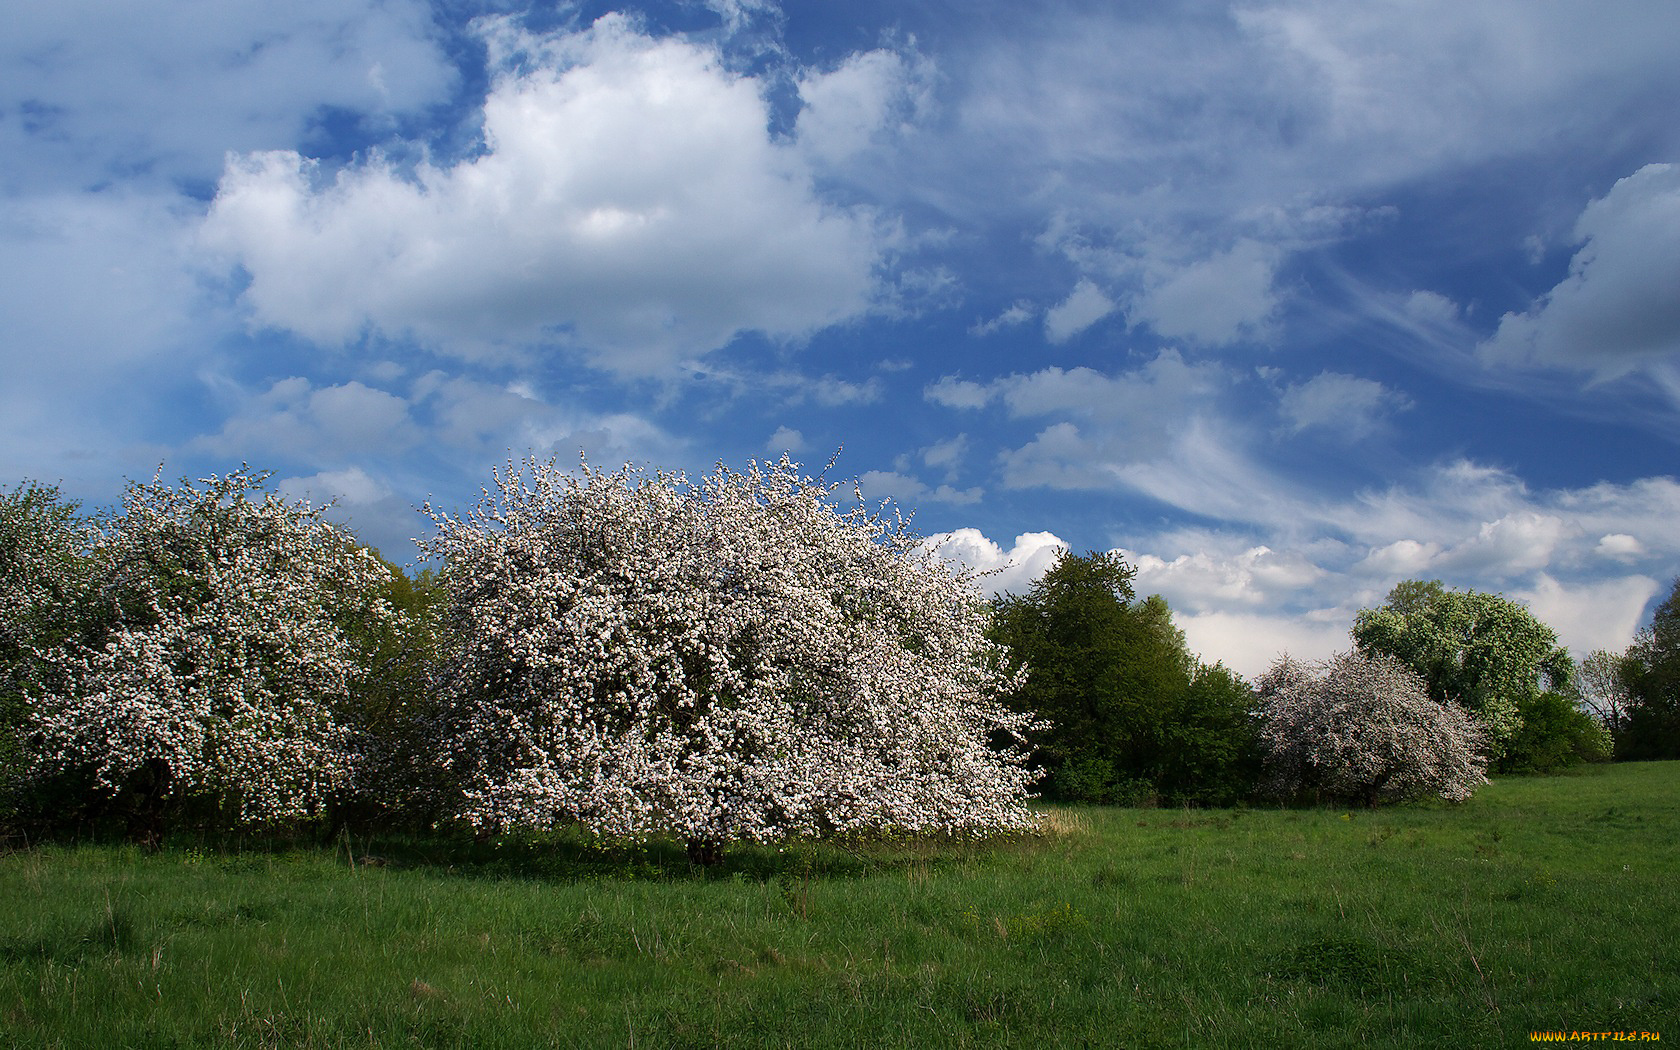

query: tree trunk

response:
[685,837,725,866]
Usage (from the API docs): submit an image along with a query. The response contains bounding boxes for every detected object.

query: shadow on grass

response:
[7,819,1042,886]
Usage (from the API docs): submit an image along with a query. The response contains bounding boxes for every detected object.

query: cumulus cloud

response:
[919,434,969,476]
[202,14,887,373]
[276,465,427,561]
[1517,574,1661,659]
[1172,610,1353,680]
[1044,279,1116,343]
[1482,164,1680,373]
[1596,533,1645,562]
[1279,371,1412,438]
[767,426,807,453]
[796,48,931,168]
[920,528,1067,596]
[197,378,421,462]
[1128,240,1280,345]
[924,376,995,410]
[1123,543,1326,613]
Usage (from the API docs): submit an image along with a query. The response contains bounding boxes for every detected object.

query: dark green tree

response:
[1617,578,1680,761]
[989,549,1257,804]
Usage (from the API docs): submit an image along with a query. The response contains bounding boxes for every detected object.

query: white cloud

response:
[279,465,393,510]
[768,426,807,453]
[924,376,995,410]
[1596,533,1645,562]
[1044,279,1115,343]
[1482,164,1680,373]
[202,15,886,373]
[857,470,982,507]
[196,378,421,462]
[919,434,968,476]
[1173,610,1352,680]
[1129,240,1280,345]
[0,0,453,189]
[796,49,930,167]
[1123,543,1326,613]
[921,528,1067,596]
[1516,574,1661,659]
[276,464,424,560]
[1279,371,1411,438]
[1403,290,1461,325]
[969,301,1034,336]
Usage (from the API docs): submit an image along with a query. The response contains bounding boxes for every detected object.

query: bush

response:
[1257,651,1488,806]
[421,456,1039,858]
[1496,690,1612,774]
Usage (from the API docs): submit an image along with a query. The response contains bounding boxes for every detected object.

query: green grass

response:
[2,763,1675,1048]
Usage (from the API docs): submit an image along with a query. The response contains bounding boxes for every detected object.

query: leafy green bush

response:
[1496,690,1612,774]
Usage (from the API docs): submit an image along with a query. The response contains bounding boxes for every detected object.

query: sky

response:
[3,0,1678,678]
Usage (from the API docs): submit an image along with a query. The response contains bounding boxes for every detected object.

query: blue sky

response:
[4,0,1678,676]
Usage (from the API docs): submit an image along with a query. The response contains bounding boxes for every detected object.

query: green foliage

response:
[1496,690,1612,774]
[989,549,1258,805]
[331,558,451,829]
[1352,580,1571,754]
[1617,578,1680,760]
[1157,661,1263,806]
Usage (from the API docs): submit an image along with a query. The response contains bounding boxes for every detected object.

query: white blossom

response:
[24,468,398,823]
[1256,650,1488,805]
[421,455,1040,847]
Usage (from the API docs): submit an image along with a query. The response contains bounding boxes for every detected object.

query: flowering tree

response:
[1,482,102,822]
[422,456,1039,860]
[23,468,399,828]
[1256,651,1488,805]
[1352,581,1571,754]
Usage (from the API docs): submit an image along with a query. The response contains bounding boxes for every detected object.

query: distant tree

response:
[1352,581,1571,755]
[988,549,1256,805]
[1155,661,1261,807]
[422,456,1038,862]
[1256,651,1488,806]
[1617,578,1680,760]
[21,469,400,837]
[991,550,1161,802]
[1577,649,1633,736]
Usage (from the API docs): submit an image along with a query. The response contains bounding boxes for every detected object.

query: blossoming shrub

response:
[422,456,1039,857]
[23,469,400,830]
[1256,651,1488,805]
[0,482,103,827]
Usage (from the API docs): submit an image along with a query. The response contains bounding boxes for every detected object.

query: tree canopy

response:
[988,549,1256,805]
[1351,580,1571,754]
[421,456,1038,858]
[1617,578,1680,760]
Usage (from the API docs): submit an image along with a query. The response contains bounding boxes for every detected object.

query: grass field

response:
[1,762,1674,1048]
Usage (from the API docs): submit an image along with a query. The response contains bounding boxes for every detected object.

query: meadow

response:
[1,762,1673,1048]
